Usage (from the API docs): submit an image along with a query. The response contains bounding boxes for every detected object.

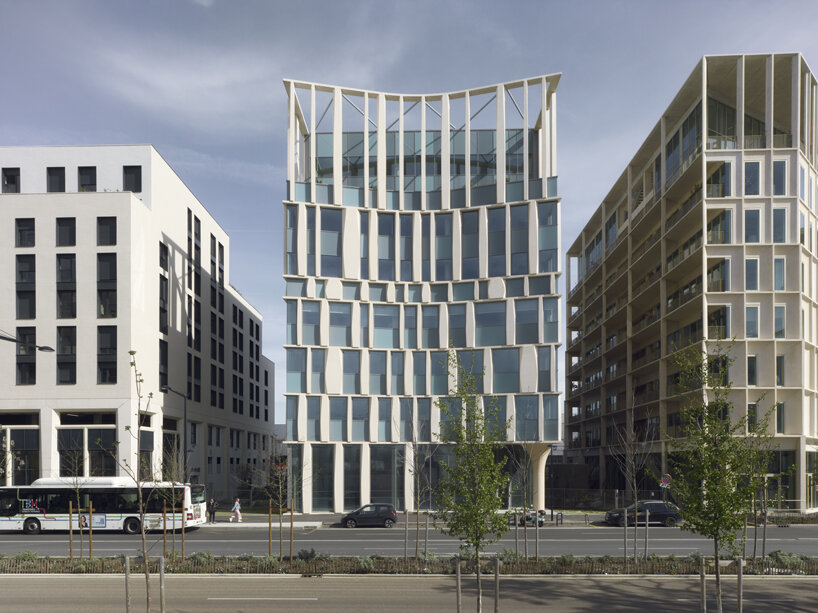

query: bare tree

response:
[608,399,656,561]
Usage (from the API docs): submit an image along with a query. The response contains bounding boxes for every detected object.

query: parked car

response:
[508,508,546,527]
[341,503,398,528]
[604,501,681,527]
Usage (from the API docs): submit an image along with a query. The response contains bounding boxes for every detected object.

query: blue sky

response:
[4,0,818,420]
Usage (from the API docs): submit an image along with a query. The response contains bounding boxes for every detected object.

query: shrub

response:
[559,553,576,566]
[417,550,438,563]
[356,556,375,572]
[14,551,37,562]
[297,548,318,561]
[500,548,517,564]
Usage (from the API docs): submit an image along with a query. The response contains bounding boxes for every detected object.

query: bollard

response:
[124,555,131,613]
[455,556,462,613]
[69,500,73,561]
[737,557,743,613]
[494,555,500,613]
[160,556,166,613]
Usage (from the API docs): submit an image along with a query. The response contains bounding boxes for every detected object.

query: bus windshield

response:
[190,485,206,505]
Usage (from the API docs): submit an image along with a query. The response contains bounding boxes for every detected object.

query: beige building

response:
[566,53,818,512]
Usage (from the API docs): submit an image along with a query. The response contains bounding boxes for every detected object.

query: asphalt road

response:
[3,574,818,612]
[1,523,816,557]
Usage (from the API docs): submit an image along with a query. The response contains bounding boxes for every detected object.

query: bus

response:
[0,477,207,534]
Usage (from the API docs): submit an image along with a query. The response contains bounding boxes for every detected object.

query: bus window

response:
[47,492,71,514]
[116,492,139,513]
[191,485,206,505]
[0,491,19,516]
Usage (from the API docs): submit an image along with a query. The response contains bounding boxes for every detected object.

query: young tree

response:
[668,345,776,613]
[433,351,509,613]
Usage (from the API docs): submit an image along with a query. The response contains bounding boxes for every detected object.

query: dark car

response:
[341,503,398,528]
[604,501,681,527]
[509,509,546,527]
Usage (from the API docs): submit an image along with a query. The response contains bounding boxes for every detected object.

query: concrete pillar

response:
[360,444,371,506]
[531,443,552,511]
[302,442,313,513]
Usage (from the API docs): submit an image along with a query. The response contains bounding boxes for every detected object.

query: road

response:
[3,574,818,612]
[0,523,816,557]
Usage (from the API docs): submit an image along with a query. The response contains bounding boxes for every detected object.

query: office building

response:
[0,145,274,499]
[282,76,562,512]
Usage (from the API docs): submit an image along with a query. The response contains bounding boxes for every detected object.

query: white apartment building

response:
[566,54,818,512]
[283,76,562,513]
[0,145,274,500]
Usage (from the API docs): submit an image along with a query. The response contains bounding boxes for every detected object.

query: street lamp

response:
[160,384,188,483]
[0,332,54,353]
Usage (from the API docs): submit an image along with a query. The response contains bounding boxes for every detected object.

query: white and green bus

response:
[0,477,207,534]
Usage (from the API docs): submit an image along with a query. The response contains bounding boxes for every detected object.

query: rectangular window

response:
[475,302,506,346]
[360,303,369,346]
[78,166,96,192]
[56,326,77,385]
[97,326,117,384]
[391,351,404,395]
[16,254,35,284]
[123,165,142,192]
[343,444,361,510]
[461,210,479,279]
[413,352,426,395]
[538,346,552,392]
[330,397,348,441]
[510,205,528,275]
[377,212,395,281]
[744,161,760,196]
[343,350,360,394]
[16,327,36,385]
[774,257,785,291]
[747,403,757,429]
[378,399,391,442]
[286,348,306,393]
[285,204,298,274]
[515,299,539,344]
[435,213,452,280]
[747,355,757,386]
[2,167,20,193]
[56,217,76,247]
[448,304,466,347]
[159,339,168,389]
[430,351,447,395]
[775,305,786,339]
[773,208,786,243]
[486,396,506,441]
[543,298,559,342]
[421,305,439,348]
[421,214,430,281]
[352,398,369,442]
[286,397,297,440]
[744,209,760,243]
[538,201,558,272]
[776,402,785,433]
[801,213,806,245]
[404,305,417,348]
[329,302,351,346]
[302,301,320,345]
[307,397,320,441]
[417,398,431,441]
[488,208,505,276]
[492,348,519,393]
[745,258,758,291]
[306,206,315,276]
[515,395,538,441]
[359,211,369,279]
[321,208,343,277]
[15,218,34,247]
[16,289,35,319]
[400,399,413,442]
[373,305,399,348]
[745,306,758,338]
[311,348,325,393]
[370,351,387,394]
[773,160,787,195]
[47,167,66,193]
[457,349,484,393]
[399,214,413,281]
[97,217,117,246]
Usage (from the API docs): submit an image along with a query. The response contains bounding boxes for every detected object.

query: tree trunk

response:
[475,547,482,613]
[514,514,519,559]
[522,490,528,559]
[632,487,638,562]
[137,489,151,613]
[752,493,758,559]
[415,510,420,559]
[279,502,283,562]
[714,537,722,613]
[761,488,768,561]
[424,512,430,555]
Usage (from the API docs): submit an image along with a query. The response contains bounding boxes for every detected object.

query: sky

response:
[4,0,818,422]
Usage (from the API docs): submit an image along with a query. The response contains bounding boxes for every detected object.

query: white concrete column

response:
[302,442,313,513]
[40,407,58,479]
[531,444,551,511]
[404,442,414,511]
[360,443,371,505]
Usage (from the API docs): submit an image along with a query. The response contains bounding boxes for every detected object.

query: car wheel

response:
[345,519,357,529]
[23,518,41,535]
[384,519,394,528]
[664,517,678,528]
[123,517,141,535]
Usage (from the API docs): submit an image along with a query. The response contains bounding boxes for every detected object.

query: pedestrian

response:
[207,497,218,524]
[229,496,242,523]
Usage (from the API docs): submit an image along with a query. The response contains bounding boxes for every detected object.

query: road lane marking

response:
[208,597,318,601]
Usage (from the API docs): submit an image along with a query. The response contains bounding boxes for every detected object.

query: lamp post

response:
[160,384,188,483]
[0,332,54,353]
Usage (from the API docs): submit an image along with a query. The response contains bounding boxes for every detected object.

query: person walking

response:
[207,497,218,524]
[229,496,242,523]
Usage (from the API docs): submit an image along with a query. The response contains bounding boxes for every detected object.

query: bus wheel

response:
[123,518,141,535]
[23,518,41,535]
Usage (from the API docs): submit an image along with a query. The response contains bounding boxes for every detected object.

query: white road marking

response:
[208,597,318,601]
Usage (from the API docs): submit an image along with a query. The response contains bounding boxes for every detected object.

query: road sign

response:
[660,474,671,488]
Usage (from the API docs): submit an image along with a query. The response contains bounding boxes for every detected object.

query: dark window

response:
[56,254,75,283]
[97,217,116,246]
[123,166,142,192]
[16,290,35,319]
[98,289,117,318]
[16,254,35,284]
[78,167,96,192]
[97,326,117,384]
[2,168,20,193]
[15,218,34,247]
[47,167,65,193]
[57,290,76,319]
[57,326,76,385]
[56,218,75,246]
[159,276,168,334]
[97,253,117,282]
[159,242,169,271]
[159,340,168,388]
[16,327,36,385]
[58,430,83,476]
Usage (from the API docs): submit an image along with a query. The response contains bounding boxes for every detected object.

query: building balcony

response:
[744,134,766,149]
[773,133,793,148]
[666,282,702,314]
[666,187,702,231]
[631,229,661,264]
[707,325,728,340]
[665,143,701,191]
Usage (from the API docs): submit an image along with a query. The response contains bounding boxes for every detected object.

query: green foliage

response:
[500,548,517,564]
[14,551,37,562]
[355,555,375,571]
[296,548,318,561]
[432,351,510,565]
[187,551,214,563]
[417,549,437,563]
[669,344,777,559]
